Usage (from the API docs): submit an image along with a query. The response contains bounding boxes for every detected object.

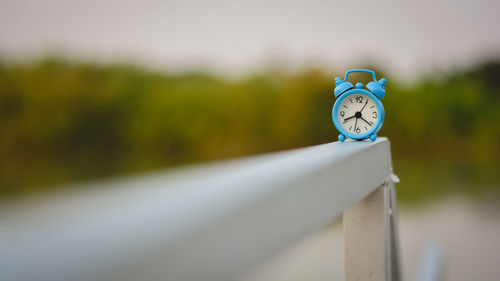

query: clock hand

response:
[343,115,356,123]
[354,118,358,132]
[360,100,368,112]
[360,117,373,126]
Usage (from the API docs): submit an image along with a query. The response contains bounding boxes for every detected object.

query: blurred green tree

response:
[0,58,499,203]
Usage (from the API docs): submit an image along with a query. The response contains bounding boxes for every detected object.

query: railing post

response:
[344,182,401,281]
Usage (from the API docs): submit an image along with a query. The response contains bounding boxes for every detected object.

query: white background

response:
[1,0,499,79]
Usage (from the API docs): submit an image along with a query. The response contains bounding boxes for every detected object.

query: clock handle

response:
[343,69,377,82]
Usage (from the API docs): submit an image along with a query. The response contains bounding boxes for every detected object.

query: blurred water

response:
[243,196,500,281]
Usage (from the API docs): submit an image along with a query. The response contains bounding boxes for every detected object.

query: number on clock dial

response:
[337,93,379,135]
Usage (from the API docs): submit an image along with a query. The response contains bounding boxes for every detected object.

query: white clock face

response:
[336,93,379,135]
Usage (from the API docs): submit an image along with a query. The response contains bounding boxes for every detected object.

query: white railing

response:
[0,138,401,281]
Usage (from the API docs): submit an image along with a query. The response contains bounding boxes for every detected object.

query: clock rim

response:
[332,89,385,140]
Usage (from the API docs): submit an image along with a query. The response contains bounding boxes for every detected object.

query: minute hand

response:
[360,100,368,112]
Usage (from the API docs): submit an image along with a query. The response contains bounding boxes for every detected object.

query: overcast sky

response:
[0,0,499,79]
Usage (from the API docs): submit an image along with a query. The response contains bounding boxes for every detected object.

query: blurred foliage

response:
[1,58,499,203]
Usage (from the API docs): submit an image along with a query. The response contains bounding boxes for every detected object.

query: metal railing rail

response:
[0,138,399,281]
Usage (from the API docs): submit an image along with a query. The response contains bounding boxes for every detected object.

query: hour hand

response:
[343,115,356,123]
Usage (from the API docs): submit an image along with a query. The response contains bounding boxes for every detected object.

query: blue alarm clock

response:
[332,69,387,142]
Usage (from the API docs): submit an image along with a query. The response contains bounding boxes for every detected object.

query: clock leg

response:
[338,134,346,142]
[369,134,377,141]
